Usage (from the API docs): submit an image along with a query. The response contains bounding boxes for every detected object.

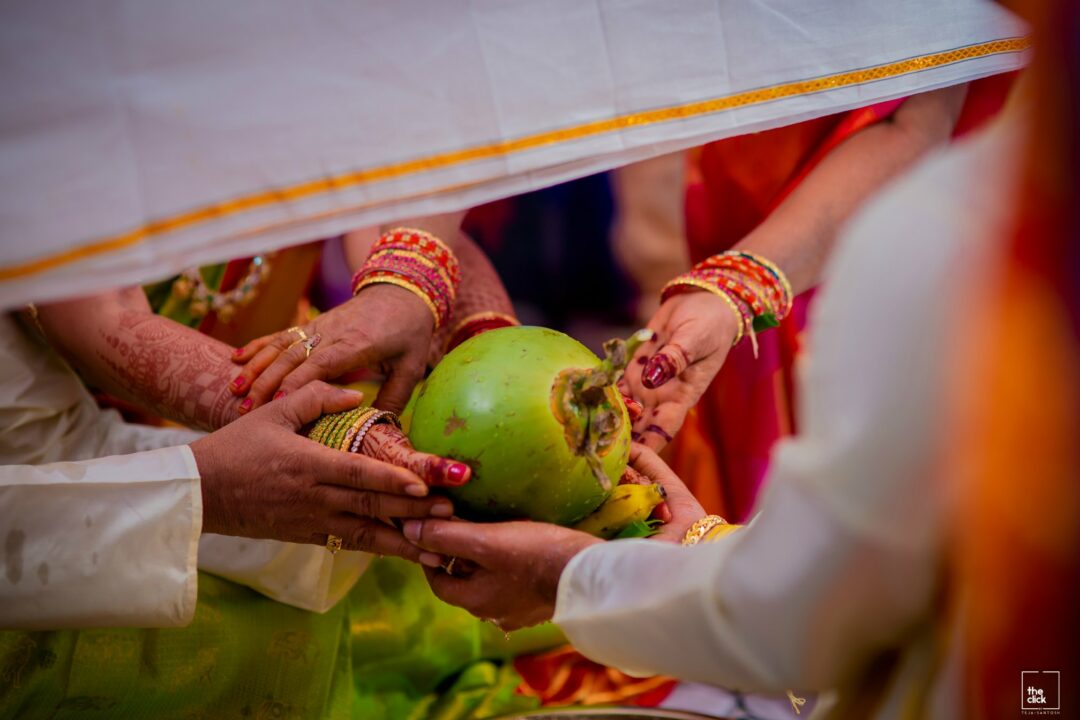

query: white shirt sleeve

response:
[1,313,371,617]
[554,122,1017,694]
[0,445,202,629]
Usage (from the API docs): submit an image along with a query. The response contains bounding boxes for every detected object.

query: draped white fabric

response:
[0,0,1026,309]
[553,112,1021,718]
[0,315,369,627]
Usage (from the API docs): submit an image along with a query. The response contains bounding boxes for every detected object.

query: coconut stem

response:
[558,329,651,491]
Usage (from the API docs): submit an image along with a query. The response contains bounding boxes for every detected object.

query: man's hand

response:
[402,444,705,628]
[190,381,454,560]
[404,518,600,631]
[625,443,705,543]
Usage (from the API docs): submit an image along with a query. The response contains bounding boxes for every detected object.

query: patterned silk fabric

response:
[0,558,560,719]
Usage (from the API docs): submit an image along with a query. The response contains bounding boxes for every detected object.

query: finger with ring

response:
[286,326,309,350]
[326,533,343,555]
[302,333,322,358]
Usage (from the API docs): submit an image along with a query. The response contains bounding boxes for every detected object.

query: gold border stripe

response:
[0,37,1028,282]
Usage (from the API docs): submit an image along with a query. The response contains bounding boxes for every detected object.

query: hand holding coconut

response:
[622,290,742,451]
[190,382,455,560]
[403,446,705,631]
[232,283,437,413]
[232,216,465,414]
[624,250,794,450]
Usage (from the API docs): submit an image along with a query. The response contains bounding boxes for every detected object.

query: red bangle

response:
[351,228,460,328]
[445,312,519,352]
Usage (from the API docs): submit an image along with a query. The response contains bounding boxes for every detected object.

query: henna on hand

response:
[97,311,242,430]
[361,423,471,488]
[36,287,242,431]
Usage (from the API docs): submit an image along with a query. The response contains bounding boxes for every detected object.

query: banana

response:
[572,483,667,539]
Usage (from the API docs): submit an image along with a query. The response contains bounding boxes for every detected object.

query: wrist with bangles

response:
[681,514,741,545]
[445,311,520,353]
[351,227,461,329]
[307,406,402,555]
[661,250,792,357]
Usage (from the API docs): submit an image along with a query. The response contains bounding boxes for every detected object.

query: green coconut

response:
[407,326,648,525]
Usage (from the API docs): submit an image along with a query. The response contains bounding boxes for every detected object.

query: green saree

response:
[0,558,560,719]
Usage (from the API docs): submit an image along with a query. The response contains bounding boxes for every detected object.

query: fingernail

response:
[405,483,429,497]
[238,397,253,414]
[642,355,675,389]
[623,396,643,421]
[650,331,659,342]
[233,347,244,358]
[430,502,453,518]
[403,519,422,542]
[636,356,648,365]
[419,552,443,568]
[446,463,471,486]
[231,376,247,392]
[273,390,287,400]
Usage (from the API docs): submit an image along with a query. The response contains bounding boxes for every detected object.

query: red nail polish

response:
[239,397,253,413]
[446,463,470,485]
[273,390,287,400]
[642,355,675,389]
[231,376,246,391]
[233,347,244,357]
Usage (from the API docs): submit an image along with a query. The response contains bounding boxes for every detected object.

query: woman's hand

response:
[402,444,705,628]
[621,291,740,450]
[230,284,434,414]
[190,381,456,559]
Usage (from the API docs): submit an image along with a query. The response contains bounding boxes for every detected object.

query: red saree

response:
[670,75,1014,522]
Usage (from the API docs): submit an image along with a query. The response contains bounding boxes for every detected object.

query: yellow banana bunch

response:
[572,483,666,539]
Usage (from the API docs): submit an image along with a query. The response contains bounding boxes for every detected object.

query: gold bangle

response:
[339,407,381,451]
[662,279,746,346]
[681,515,730,546]
[355,275,442,328]
[702,522,742,542]
[349,410,402,454]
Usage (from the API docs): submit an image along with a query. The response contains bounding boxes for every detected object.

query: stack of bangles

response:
[351,228,462,329]
[307,407,401,555]
[681,515,741,545]
[444,311,520,353]
[661,250,793,357]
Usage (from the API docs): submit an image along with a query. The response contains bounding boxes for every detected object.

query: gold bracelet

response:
[661,279,746,346]
[681,515,730,546]
[339,407,381,451]
[702,522,742,542]
[355,275,443,328]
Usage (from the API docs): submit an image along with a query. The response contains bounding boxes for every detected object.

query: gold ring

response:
[326,534,343,555]
[302,333,321,358]
[443,557,457,575]
[286,326,309,350]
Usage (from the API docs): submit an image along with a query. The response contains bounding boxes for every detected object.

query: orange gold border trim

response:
[0,37,1028,281]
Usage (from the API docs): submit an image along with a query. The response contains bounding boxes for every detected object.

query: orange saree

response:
[671,76,1014,522]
